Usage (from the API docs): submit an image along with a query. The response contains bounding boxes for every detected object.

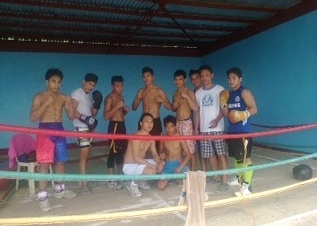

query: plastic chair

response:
[8,134,54,196]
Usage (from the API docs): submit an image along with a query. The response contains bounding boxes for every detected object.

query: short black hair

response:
[227,67,242,78]
[189,69,199,78]
[163,115,176,126]
[174,69,187,79]
[142,66,154,75]
[84,73,98,83]
[111,75,124,85]
[198,65,213,74]
[138,113,154,124]
[45,68,63,80]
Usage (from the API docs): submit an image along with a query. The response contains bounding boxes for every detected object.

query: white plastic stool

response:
[15,160,54,196]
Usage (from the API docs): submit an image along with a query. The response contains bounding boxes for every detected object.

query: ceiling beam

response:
[145,0,281,12]
[0,40,203,57]
[1,0,258,24]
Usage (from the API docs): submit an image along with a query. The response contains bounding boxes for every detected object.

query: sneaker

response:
[228,177,241,186]
[126,183,142,198]
[107,181,123,190]
[81,187,91,195]
[136,180,151,190]
[234,183,252,197]
[54,189,77,199]
[39,199,53,212]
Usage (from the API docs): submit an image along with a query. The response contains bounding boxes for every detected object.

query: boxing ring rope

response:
[0,123,317,225]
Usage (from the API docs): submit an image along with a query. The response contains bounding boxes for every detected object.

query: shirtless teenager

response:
[132,67,172,150]
[104,75,130,190]
[122,113,164,198]
[157,115,191,190]
[30,68,76,212]
[172,69,198,170]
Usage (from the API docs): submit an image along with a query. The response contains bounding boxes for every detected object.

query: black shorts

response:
[108,121,127,152]
[227,137,252,160]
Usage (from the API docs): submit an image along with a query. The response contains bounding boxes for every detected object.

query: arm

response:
[132,89,143,111]
[242,89,257,116]
[181,90,198,112]
[30,94,52,122]
[194,107,200,134]
[159,141,166,160]
[157,89,172,110]
[64,95,75,120]
[149,141,162,166]
[172,92,179,112]
[103,95,124,120]
[131,140,156,168]
[175,141,192,173]
[71,98,81,119]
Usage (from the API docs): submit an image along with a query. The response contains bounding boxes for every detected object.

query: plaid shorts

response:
[200,131,226,158]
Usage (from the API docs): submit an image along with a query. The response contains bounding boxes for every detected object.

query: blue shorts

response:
[39,122,68,162]
[163,161,189,174]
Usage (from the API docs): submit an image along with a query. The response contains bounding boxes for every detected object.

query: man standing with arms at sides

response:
[172,69,198,170]
[123,113,164,198]
[220,67,257,196]
[30,68,76,212]
[132,67,172,150]
[189,69,206,171]
[71,73,103,195]
[104,75,130,190]
[194,65,229,190]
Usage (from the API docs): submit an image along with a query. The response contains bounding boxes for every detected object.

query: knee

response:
[157,180,168,190]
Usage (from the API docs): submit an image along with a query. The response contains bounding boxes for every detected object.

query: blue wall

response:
[202,11,317,153]
[0,53,200,149]
[1,11,317,153]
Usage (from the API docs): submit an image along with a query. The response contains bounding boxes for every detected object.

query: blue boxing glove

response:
[79,114,98,131]
[92,90,103,110]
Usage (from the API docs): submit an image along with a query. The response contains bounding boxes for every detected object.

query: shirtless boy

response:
[30,68,76,212]
[157,115,191,190]
[104,75,130,189]
[172,69,198,170]
[132,67,172,150]
[122,113,164,198]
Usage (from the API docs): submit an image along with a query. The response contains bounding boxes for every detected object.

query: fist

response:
[220,90,229,109]
[228,110,250,123]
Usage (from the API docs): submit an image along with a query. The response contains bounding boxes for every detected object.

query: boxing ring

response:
[0,123,317,225]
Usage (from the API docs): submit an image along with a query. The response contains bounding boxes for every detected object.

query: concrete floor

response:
[0,146,316,226]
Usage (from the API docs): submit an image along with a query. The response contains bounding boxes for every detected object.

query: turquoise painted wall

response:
[202,11,317,153]
[1,11,317,153]
[0,53,200,149]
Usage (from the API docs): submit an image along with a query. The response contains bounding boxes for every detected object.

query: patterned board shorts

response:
[200,131,227,158]
[177,118,196,154]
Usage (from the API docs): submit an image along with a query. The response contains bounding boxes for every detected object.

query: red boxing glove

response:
[228,110,250,123]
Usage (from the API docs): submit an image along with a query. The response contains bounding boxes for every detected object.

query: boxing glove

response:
[220,90,229,109]
[79,114,98,131]
[92,90,103,110]
[228,110,250,123]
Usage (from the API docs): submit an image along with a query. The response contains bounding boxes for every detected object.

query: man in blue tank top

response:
[220,67,257,196]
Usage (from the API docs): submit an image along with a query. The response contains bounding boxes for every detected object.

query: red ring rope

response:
[0,123,317,141]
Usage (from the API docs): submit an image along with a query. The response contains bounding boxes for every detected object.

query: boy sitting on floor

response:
[157,115,192,190]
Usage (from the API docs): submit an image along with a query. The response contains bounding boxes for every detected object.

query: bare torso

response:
[34,91,67,123]
[108,93,125,121]
[124,132,154,164]
[173,88,193,120]
[141,86,163,118]
[161,140,183,161]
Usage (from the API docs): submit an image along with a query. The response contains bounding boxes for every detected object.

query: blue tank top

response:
[227,86,251,133]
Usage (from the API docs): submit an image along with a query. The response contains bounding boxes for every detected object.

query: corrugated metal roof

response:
[0,0,315,56]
